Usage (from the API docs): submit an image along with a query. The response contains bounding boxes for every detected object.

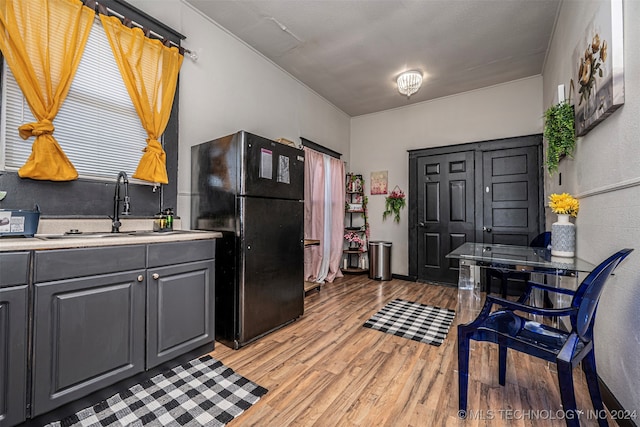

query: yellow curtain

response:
[100,15,183,184]
[0,0,94,181]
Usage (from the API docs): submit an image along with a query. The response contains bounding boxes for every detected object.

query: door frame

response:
[408,134,544,282]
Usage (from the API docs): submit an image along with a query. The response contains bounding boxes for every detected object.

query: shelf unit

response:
[342,173,368,274]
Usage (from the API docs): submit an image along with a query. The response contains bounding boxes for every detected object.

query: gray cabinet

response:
[147,260,215,368]
[32,245,147,417]
[0,252,29,427]
[29,239,216,418]
[146,239,215,368]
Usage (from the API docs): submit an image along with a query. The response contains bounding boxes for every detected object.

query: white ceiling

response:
[185,0,561,117]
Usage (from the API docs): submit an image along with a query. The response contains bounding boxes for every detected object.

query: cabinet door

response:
[0,285,28,427]
[147,260,215,369]
[32,270,146,416]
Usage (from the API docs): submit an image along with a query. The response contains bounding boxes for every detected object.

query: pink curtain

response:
[304,147,345,283]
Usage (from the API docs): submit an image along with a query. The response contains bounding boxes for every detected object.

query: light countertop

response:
[0,218,221,252]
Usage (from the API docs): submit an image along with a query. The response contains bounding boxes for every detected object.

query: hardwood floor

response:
[210,275,614,426]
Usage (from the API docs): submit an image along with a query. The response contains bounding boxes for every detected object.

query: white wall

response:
[128,0,351,226]
[543,0,640,412]
[350,77,543,276]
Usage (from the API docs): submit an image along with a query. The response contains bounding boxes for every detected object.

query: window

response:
[1,16,149,182]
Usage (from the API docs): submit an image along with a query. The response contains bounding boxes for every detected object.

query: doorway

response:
[408,135,543,285]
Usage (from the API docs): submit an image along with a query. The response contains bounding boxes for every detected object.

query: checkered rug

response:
[363,299,456,346]
[46,355,267,427]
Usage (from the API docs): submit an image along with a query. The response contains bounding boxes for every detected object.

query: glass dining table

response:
[447,242,595,284]
[446,242,596,325]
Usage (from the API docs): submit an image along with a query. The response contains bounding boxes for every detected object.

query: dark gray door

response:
[0,285,28,427]
[147,260,215,369]
[32,271,145,416]
[416,151,475,284]
[480,146,540,245]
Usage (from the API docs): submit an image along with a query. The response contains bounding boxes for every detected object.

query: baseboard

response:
[599,376,638,427]
[392,273,416,281]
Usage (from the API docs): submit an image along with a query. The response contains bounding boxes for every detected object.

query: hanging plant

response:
[544,100,576,175]
[382,186,406,223]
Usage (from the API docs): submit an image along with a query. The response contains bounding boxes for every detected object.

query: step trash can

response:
[369,241,392,281]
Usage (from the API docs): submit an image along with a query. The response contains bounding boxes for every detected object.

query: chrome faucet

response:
[112,171,131,233]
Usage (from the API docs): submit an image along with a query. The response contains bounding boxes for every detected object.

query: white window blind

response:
[1,17,149,182]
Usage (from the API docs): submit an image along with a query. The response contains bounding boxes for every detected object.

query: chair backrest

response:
[570,248,633,341]
[529,231,551,249]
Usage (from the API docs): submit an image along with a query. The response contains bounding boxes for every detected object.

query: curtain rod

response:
[300,137,342,159]
[83,0,197,60]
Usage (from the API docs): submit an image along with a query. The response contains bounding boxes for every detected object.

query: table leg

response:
[457,261,482,324]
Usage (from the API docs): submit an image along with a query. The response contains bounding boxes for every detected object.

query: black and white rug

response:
[363,299,456,346]
[46,355,267,427]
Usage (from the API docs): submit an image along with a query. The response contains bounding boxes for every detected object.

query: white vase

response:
[551,214,575,257]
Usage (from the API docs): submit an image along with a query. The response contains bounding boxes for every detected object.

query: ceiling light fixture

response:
[397,71,423,98]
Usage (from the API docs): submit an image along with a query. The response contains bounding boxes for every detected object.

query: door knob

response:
[152,273,160,280]
[137,275,144,282]
[483,226,492,232]
[419,222,426,227]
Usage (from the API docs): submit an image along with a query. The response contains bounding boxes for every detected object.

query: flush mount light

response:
[397,71,423,98]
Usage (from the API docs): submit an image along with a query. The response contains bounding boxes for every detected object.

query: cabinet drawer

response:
[147,239,215,267]
[0,252,30,287]
[34,245,146,282]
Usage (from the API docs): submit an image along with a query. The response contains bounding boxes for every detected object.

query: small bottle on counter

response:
[153,212,166,232]
[164,208,174,231]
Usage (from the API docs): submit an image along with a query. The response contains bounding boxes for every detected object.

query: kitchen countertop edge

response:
[0,230,222,252]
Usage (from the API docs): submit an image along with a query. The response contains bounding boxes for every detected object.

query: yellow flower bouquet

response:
[549,193,579,217]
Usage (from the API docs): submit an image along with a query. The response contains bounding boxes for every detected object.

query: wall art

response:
[573,0,624,136]
[370,170,388,195]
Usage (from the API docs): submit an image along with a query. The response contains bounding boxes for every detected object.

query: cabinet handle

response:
[137,275,144,282]
[152,273,160,280]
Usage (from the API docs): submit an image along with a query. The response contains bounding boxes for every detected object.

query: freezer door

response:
[239,132,305,200]
[238,197,304,345]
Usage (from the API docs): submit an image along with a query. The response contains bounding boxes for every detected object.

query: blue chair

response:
[459,248,633,427]
[485,232,552,298]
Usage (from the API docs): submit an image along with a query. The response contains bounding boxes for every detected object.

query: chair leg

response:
[457,328,471,414]
[498,345,507,386]
[582,350,608,427]
[556,360,580,427]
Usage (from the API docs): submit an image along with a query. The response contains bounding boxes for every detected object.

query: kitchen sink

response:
[36,232,125,239]
[36,230,196,240]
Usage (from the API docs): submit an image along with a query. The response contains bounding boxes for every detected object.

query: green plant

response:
[382,187,406,223]
[544,101,576,174]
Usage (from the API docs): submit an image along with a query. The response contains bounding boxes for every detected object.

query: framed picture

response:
[370,171,388,195]
[573,0,624,136]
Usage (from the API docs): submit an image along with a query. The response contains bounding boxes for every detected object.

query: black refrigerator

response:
[191,131,305,349]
